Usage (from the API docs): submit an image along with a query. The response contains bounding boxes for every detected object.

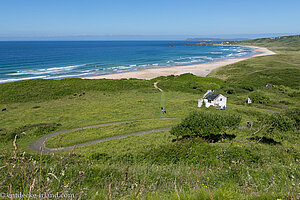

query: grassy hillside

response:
[0,36,299,199]
[209,35,300,95]
[0,78,154,104]
[223,34,300,52]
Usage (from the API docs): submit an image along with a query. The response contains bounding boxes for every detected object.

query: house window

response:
[220,98,222,101]
[208,100,211,103]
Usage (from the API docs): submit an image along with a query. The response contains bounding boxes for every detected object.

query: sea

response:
[0,41,258,83]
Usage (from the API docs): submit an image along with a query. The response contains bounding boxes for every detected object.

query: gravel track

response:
[29,120,171,153]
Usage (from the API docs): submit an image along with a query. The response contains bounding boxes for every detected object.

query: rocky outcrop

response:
[184,42,216,46]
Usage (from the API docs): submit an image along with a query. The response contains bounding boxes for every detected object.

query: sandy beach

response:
[83,46,276,80]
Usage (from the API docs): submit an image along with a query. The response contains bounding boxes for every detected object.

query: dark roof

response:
[204,92,219,101]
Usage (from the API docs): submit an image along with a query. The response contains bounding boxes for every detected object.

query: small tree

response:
[248,113,295,141]
[249,91,270,104]
[170,111,241,139]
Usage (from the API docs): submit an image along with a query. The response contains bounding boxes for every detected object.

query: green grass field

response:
[46,118,179,148]
[0,35,299,199]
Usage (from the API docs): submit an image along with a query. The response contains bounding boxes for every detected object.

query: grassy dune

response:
[0,36,299,199]
[210,35,300,90]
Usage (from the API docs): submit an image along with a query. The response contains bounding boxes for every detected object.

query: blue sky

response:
[1,0,300,40]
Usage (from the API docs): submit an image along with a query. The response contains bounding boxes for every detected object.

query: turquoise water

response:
[0,41,258,83]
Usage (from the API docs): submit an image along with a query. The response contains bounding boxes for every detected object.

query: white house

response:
[198,90,227,109]
[247,97,252,104]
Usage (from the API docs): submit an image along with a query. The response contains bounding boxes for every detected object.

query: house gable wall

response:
[198,94,227,108]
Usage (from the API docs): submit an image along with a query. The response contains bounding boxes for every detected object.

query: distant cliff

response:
[186,38,224,41]
[184,42,218,46]
[186,38,249,41]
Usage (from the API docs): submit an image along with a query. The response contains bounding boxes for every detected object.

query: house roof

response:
[204,92,219,101]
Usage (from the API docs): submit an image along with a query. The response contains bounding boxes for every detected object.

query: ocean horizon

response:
[0,41,258,83]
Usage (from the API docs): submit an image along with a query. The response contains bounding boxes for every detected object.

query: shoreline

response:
[83,46,276,80]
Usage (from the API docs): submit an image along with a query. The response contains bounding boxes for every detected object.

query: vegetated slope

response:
[223,34,300,52]
[153,73,224,93]
[0,78,154,104]
[0,36,299,199]
[209,35,300,92]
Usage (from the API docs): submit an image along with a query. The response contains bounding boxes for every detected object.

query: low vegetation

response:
[248,91,270,104]
[46,118,178,148]
[0,35,299,199]
[170,111,241,140]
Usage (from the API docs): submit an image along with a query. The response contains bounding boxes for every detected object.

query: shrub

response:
[241,85,254,91]
[276,85,290,94]
[170,111,241,139]
[257,113,295,135]
[225,88,235,94]
[249,91,270,104]
[284,109,300,129]
[267,114,295,132]
[279,100,291,105]
[274,85,300,97]
[221,85,236,94]
[185,82,204,92]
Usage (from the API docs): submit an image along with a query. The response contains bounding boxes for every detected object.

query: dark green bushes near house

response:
[249,91,270,104]
[170,111,241,140]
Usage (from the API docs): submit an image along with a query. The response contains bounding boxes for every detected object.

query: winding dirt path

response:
[154,81,163,92]
[29,119,171,153]
[30,83,170,153]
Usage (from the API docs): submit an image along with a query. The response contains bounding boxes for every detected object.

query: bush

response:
[185,82,204,92]
[241,85,254,91]
[221,84,236,94]
[274,85,300,97]
[276,85,290,94]
[224,88,235,94]
[284,109,300,129]
[268,114,295,132]
[170,111,241,139]
[249,91,270,104]
[257,113,295,135]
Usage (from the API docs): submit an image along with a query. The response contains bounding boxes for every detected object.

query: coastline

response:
[83,46,276,80]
